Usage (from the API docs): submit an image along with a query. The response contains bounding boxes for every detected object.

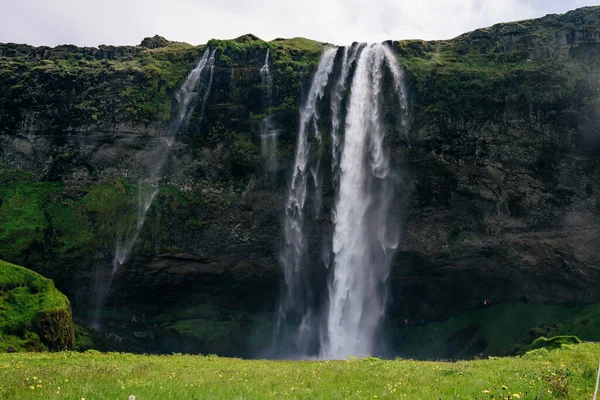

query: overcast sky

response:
[1,0,598,47]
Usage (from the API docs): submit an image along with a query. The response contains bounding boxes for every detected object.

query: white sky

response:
[1,0,598,47]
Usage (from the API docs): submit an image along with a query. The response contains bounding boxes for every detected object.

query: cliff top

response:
[1,6,599,56]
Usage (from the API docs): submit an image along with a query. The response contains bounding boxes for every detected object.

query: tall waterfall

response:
[260,48,278,174]
[275,47,337,355]
[320,43,406,359]
[274,43,407,359]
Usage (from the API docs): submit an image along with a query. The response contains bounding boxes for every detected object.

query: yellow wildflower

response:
[513,394,521,399]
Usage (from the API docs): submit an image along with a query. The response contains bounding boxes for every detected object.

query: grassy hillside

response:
[0,260,74,352]
[0,343,598,399]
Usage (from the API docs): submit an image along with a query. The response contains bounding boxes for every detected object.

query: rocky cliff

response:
[1,7,600,356]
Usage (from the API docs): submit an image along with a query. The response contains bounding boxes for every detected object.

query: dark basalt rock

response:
[1,6,600,356]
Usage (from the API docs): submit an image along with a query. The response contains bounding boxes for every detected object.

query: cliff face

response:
[1,8,600,355]
[388,6,600,321]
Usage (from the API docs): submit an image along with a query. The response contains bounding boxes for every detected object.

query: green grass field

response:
[0,343,598,399]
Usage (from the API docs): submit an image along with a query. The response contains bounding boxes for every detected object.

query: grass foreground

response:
[0,344,599,399]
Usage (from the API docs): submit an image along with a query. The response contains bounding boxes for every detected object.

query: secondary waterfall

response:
[275,47,337,355]
[92,48,215,327]
[113,47,214,273]
[274,43,407,359]
[169,48,211,144]
[197,49,216,128]
[260,48,278,174]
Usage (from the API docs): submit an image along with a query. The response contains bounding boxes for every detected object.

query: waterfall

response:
[261,48,273,108]
[92,48,215,328]
[169,48,211,144]
[112,185,159,272]
[272,42,407,359]
[274,47,337,355]
[260,48,278,174]
[197,49,216,127]
[112,47,214,273]
[320,43,406,359]
[330,43,360,184]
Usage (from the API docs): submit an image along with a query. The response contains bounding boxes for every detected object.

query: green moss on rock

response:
[531,335,582,351]
[0,259,75,351]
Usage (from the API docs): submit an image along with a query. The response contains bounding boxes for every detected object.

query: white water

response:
[112,48,214,274]
[261,48,273,105]
[112,185,159,272]
[275,47,337,354]
[320,43,407,359]
[169,49,211,143]
[260,49,278,173]
[330,44,360,184]
[197,49,216,127]
[260,124,278,172]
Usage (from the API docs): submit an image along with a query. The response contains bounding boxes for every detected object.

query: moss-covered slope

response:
[0,259,75,352]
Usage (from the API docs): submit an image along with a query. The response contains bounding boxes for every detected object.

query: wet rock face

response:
[1,7,600,355]
[385,49,600,320]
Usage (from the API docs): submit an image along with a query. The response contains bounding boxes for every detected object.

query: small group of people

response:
[403,318,426,327]
[131,313,147,323]
[481,295,501,307]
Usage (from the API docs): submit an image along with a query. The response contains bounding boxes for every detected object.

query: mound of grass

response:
[531,336,582,351]
[0,343,598,398]
[0,260,74,352]
[271,37,325,54]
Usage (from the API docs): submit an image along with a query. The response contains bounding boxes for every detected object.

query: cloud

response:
[0,0,590,47]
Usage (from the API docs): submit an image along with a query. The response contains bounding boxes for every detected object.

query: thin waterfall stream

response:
[92,48,216,328]
[260,48,278,175]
